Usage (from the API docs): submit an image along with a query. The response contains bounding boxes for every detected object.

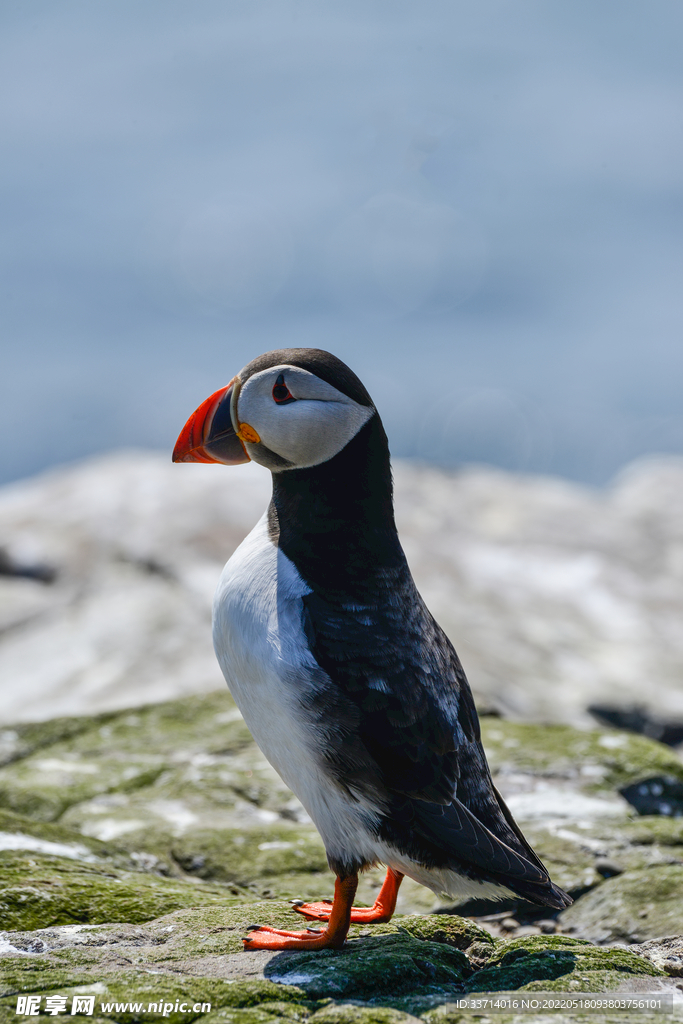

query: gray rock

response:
[629,936,683,977]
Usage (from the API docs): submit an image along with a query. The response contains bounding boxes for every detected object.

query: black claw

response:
[245,924,261,931]
[306,927,323,934]
[290,899,305,907]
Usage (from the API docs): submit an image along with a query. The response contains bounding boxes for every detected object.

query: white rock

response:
[1,450,683,728]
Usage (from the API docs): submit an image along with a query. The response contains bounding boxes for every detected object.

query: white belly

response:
[212,513,381,866]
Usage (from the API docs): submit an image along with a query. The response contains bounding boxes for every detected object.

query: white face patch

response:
[236,364,374,470]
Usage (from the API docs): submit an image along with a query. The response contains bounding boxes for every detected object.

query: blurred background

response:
[2,1,683,733]
[2,0,683,488]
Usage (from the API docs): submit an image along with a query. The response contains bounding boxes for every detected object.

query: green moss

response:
[308,1006,418,1024]
[0,711,120,768]
[518,826,602,894]
[0,693,254,822]
[89,974,285,1024]
[466,934,662,993]
[243,872,333,902]
[559,865,683,944]
[615,815,683,846]
[480,720,683,794]
[398,914,495,951]
[0,751,166,822]
[420,1005,658,1024]
[0,958,95,997]
[1,971,312,1024]
[199,1008,308,1024]
[205,981,311,1010]
[171,827,328,885]
[0,850,251,931]
[0,807,149,871]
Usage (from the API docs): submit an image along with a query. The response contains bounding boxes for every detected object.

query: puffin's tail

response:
[485,784,573,908]
[498,874,572,909]
[399,796,573,910]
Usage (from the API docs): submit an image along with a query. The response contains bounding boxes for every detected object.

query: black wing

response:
[300,565,570,908]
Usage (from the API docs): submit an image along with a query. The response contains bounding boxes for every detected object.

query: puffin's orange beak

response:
[172,378,250,465]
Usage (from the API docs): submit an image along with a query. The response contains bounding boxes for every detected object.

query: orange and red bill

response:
[172,379,250,465]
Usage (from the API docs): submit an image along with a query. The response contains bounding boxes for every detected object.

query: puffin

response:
[172,348,571,952]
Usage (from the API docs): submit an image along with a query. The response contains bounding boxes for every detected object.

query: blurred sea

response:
[2,1,683,487]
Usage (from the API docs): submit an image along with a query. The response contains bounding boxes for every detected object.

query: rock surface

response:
[2,451,683,727]
[1,694,683,1022]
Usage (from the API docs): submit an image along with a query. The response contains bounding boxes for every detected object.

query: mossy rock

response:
[398,914,495,952]
[200,1003,312,1024]
[559,865,683,943]
[58,762,315,872]
[0,697,446,917]
[171,826,328,885]
[2,693,680,1014]
[0,957,96,998]
[0,693,254,822]
[156,902,397,958]
[480,720,683,799]
[527,814,683,883]
[420,1002,664,1024]
[0,709,122,768]
[0,849,251,931]
[0,908,472,1018]
[307,1007,417,1024]
[515,825,603,894]
[262,932,471,999]
[465,934,663,993]
[0,904,671,1020]
[1,974,311,1024]
[0,807,146,868]
[613,815,683,848]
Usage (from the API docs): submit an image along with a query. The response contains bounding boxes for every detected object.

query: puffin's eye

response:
[272,373,296,405]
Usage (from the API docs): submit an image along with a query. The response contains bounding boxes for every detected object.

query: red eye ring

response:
[272,373,296,404]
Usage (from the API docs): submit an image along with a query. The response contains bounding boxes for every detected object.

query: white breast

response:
[212,513,381,866]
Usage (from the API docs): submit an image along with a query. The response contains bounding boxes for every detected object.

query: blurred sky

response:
[2,0,683,487]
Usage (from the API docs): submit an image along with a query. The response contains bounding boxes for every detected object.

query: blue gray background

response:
[3,1,682,486]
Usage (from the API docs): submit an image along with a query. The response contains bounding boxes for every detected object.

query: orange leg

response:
[292,867,404,924]
[243,873,358,950]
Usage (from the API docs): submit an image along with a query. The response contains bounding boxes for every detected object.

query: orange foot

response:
[243,923,343,951]
[243,874,358,951]
[291,868,403,924]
